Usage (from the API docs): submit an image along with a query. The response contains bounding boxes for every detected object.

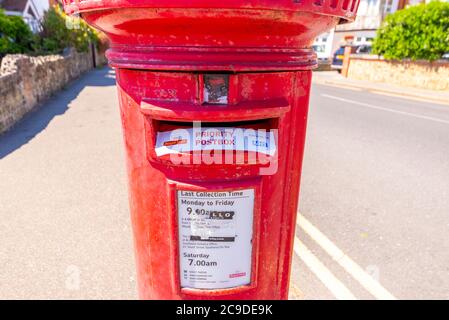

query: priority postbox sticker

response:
[155,127,276,157]
[177,189,254,290]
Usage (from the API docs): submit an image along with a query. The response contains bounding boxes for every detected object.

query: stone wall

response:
[347,55,449,91]
[0,49,94,135]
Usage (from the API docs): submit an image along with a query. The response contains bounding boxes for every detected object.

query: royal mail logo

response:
[163,139,187,147]
[229,272,246,279]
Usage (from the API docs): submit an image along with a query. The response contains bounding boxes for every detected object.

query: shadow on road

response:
[0,67,116,159]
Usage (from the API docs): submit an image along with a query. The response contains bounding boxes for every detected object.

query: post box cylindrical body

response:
[63,0,359,299]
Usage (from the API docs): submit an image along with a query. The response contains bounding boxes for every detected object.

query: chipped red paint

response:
[61,0,360,299]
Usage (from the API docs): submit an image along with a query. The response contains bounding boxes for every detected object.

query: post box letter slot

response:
[150,119,278,163]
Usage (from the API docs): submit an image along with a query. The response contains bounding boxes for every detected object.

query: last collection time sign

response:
[177,188,255,290]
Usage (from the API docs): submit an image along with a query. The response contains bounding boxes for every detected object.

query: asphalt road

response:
[0,68,448,299]
[296,83,449,299]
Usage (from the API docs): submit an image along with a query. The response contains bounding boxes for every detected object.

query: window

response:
[384,0,394,13]
[312,45,326,53]
[367,0,378,15]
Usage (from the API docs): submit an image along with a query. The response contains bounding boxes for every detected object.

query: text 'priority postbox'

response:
[62,0,360,299]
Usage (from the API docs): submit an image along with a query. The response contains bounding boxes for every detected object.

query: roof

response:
[0,0,29,12]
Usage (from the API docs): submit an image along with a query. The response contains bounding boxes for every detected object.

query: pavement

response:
[1,67,448,299]
[313,71,449,106]
[0,68,136,299]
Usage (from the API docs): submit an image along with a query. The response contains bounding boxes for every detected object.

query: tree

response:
[38,6,99,54]
[372,2,449,61]
[0,6,100,57]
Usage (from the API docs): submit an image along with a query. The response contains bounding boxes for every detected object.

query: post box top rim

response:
[62,0,360,22]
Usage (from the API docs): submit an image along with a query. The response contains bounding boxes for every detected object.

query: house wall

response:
[0,49,94,135]
[31,0,50,17]
[347,55,449,90]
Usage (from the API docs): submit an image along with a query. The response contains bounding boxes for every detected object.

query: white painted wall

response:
[30,0,50,17]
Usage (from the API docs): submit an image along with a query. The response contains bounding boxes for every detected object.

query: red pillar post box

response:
[62,0,360,299]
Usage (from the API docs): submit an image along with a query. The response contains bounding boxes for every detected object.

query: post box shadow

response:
[0,67,116,159]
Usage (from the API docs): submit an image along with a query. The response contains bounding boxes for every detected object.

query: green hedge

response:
[0,10,35,56]
[0,6,99,57]
[373,2,449,61]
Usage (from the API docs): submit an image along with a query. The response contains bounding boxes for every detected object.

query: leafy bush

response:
[38,6,99,54]
[373,2,449,61]
[0,10,35,56]
[0,6,99,57]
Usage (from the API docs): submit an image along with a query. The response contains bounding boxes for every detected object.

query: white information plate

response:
[177,189,254,290]
[155,127,276,157]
